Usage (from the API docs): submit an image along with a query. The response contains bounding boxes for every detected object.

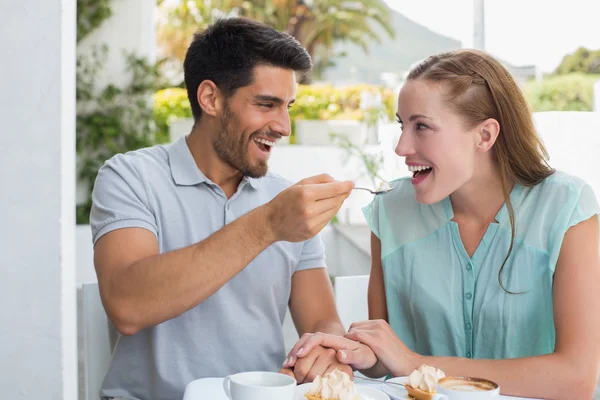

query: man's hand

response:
[284,332,379,372]
[263,174,354,243]
[280,345,353,383]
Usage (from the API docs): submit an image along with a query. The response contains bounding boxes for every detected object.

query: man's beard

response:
[212,103,268,179]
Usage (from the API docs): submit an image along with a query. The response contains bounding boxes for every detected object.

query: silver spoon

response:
[353,186,394,195]
[353,373,406,387]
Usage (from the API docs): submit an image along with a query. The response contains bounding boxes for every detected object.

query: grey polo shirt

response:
[90,136,326,400]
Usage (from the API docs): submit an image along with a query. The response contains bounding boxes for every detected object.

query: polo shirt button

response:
[466,351,472,358]
[466,323,472,330]
[465,292,473,300]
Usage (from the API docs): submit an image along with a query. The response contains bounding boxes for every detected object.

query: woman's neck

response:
[449,162,511,225]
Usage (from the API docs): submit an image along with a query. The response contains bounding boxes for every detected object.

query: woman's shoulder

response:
[535,170,591,194]
[519,170,596,210]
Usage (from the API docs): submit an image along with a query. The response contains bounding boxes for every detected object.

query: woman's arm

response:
[359,234,391,378]
[349,216,600,399]
[294,216,600,399]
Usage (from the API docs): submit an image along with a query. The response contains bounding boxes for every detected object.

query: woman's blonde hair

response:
[407,49,555,292]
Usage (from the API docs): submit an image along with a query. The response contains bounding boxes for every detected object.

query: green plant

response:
[153,88,193,143]
[156,0,395,84]
[290,84,396,127]
[77,0,112,42]
[76,47,163,224]
[554,47,600,75]
[523,73,599,112]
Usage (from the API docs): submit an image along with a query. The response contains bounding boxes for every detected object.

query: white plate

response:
[379,377,541,400]
[295,383,390,400]
[379,377,409,400]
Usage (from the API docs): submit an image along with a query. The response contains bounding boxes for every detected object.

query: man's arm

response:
[94,174,353,336]
[94,206,273,336]
[288,268,346,337]
[282,268,349,383]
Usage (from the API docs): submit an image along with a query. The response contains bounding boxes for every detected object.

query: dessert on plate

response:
[404,365,445,400]
[304,369,360,400]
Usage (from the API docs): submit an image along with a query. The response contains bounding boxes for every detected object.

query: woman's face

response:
[395,79,483,204]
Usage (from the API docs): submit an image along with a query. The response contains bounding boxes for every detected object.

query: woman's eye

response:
[416,123,428,131]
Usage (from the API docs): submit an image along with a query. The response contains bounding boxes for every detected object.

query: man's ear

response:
[476,118,500,153]
[196,80,222,117]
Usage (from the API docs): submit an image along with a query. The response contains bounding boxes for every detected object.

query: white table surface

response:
[183,376,541,400]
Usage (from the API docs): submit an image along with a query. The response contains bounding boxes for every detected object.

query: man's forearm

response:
[311,319,346,336]
[106,205,275,335]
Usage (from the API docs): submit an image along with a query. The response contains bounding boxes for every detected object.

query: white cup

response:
[433,376,500,399]
[222,371,297,400]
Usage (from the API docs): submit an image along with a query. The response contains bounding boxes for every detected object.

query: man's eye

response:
[259,103,273,108]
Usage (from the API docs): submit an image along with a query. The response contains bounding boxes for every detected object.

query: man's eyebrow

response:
[253,95,295,105]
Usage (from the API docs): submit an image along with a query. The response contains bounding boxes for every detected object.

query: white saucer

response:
[296,382,390,400]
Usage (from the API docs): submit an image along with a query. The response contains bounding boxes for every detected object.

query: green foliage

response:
[77,0,112,42]
[152,83,396,145]
[153,88,193,143]
[156,0,395,83]
[290,84,396,122]
[554,47,600,75]
[523,73,598,112]
[76,47,163,224]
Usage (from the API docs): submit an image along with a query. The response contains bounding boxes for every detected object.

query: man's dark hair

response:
[183,17,312,121]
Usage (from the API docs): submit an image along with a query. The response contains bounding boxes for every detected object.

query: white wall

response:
[77,0,156,90]
[533,112,600,196]
[0,0,77,398]
[76,0,156,206]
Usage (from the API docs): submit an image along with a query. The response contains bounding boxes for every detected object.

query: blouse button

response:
[465,292,473,300]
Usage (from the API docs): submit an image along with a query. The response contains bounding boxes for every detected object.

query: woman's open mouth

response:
[409,165,432,185]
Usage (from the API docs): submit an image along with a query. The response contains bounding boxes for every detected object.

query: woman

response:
[284,49,600,399]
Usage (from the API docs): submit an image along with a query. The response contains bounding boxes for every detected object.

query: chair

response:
[334,275,370,330]
[78,283,117,400]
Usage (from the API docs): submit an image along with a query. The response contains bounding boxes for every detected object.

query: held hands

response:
[283,321,419,378]
[264,174,354,243]
[283,332,378,373]
[279,342,353,383]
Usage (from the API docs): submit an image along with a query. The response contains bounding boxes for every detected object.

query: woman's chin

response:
[414,188,446,205]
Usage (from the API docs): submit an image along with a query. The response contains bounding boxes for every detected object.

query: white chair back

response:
[79,283,116,400]
[334,275,370,330]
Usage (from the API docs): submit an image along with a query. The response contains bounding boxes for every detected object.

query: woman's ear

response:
[476,118,500,153]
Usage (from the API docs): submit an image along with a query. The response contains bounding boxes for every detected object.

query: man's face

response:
[212,65,297,178]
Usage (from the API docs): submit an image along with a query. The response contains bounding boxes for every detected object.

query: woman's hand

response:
[345,320,419,377]
[280,343,353,383]
[283,332,379,371]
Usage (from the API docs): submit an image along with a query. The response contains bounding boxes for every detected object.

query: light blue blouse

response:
[363,171,599,360]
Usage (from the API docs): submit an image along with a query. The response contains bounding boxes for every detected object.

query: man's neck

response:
[186,123,243,198]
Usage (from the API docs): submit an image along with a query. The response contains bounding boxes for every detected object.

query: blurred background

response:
[2,0,600,398]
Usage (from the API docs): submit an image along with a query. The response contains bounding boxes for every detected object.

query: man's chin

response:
[243,163,268,179]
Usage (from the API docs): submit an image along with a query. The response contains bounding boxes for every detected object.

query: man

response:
[91,17,354,399]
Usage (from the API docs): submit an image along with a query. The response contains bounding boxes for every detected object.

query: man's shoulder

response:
[100,143,170,181]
